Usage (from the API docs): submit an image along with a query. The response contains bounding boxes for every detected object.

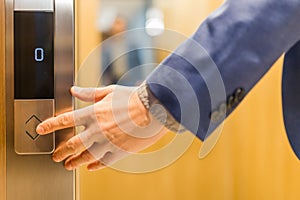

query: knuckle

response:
[65,139,76,154]
[43,121,53,132]
[93,106,102,117]
[58,114,70,126]
[108,85,116,91]
[81,151,93,162]
[119,144,130,152]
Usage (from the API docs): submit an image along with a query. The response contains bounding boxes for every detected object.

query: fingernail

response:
[65,164,73,171]
[88,165,105,172]
[65,162,73,171]
[71,86,80,93]
[36,126,44,134]
[88,167,98,172]
[52,153,60,162]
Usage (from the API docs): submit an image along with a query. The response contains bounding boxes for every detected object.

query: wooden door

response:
[0,0,6,199]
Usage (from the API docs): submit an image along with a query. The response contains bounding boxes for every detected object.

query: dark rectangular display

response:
[14,11,54,99]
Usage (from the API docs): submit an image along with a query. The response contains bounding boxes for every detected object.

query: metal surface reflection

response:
[5,0,77,199]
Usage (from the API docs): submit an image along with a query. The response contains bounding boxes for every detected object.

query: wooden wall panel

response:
[0,0,6,199]
[78,1,300,200]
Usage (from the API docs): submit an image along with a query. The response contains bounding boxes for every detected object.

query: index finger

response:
[36,111,75,135]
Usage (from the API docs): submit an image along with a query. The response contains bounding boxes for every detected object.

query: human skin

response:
[36,85,167,171]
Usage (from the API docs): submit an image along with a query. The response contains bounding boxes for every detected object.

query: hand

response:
[36,85,167,171]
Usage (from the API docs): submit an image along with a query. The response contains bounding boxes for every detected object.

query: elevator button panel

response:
[14,100,55,155]
[14,9,55,155]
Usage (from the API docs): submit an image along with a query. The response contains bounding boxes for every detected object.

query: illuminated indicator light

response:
[35,47,44,62]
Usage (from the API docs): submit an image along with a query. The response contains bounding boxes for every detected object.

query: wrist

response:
[129,89,151,127]
[137,82,187,134]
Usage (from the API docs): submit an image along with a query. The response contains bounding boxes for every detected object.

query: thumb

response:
[71,85,115,102]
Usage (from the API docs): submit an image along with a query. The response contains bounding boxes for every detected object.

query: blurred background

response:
[75,0,300,199]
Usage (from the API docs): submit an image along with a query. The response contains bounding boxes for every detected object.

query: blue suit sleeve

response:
[282,41,300,159]
[145,0,300,140]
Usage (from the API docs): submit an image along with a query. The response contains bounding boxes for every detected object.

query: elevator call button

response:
[25,115,42,140]
[14,100,55,155]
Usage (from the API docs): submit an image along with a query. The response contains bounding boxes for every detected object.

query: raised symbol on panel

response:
[25,115,42,140]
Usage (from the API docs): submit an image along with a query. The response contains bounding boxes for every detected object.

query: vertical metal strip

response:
[5,0,76,199]
[54,0,76,196]
[0,0,7,198]
[54,0,76,199]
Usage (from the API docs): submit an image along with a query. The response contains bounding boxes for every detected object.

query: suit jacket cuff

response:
[137,82,186,133]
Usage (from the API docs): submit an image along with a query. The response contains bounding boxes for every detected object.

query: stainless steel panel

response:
[6,0,77,199]
[14,0,54,11]
[54,0,75,150]
[14,100,55,155]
